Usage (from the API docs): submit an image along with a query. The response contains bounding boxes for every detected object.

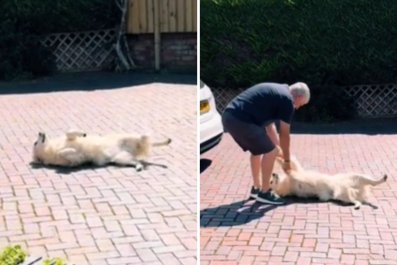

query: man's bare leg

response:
[255,147,285,205]
[260,147,278,191]
[250,154,262,188]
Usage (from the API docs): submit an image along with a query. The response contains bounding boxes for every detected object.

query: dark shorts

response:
[222,110,275,155]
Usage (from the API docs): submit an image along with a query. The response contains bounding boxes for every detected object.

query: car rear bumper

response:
[200,132,223,154]
[200,112,223,153]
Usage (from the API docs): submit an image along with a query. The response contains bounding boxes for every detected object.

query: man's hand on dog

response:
[282,159,292,173]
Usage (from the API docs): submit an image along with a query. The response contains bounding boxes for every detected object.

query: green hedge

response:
[0,0,118,34]
[201,0,396,121]
[293,85,357,122]
[0,0,119,80]
[201,0,397,88]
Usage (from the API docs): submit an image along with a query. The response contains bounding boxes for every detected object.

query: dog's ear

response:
[38,132,46,143]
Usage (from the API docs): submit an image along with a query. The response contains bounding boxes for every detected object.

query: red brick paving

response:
[201,131,397,265]
[0,77,196,265]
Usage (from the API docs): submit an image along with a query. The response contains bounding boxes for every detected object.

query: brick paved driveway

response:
[0,73,197,265]
[201,124,397,265]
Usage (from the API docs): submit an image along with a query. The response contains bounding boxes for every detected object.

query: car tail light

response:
[200,100,210,114]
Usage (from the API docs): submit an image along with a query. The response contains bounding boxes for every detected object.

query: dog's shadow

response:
[286,195,379,210]
[30,161,168,174]
[201,196,378,227]
[282,196,378,210]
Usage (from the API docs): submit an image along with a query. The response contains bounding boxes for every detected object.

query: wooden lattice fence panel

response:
[41,29,116,72]
[213,84,397,118]
[345,84,397,118]
[212,87,245,113]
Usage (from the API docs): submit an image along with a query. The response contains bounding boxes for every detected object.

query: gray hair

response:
[289,82,310,103]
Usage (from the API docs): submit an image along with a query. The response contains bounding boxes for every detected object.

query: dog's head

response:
[269,172,280,190]
[32,132,47,163]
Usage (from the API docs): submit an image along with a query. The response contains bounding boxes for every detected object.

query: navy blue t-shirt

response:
[225,83,294,126]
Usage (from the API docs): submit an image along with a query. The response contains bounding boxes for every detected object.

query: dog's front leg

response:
[58,148,84,166]
[66,130,87,140]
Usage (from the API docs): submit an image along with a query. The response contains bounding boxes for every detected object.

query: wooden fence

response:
[127,0,197,34]
[41,29,116,72]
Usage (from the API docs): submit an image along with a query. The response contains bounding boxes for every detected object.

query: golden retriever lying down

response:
[270,157,387,209]
[32,130,171,171]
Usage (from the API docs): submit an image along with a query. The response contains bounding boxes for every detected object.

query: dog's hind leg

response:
[357,187,378,209]
[66,130,87,140]
[111,151,144,171]
[347,188,362,210]
[353,201,362,210]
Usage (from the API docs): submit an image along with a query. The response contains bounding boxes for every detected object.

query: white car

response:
[200,80,223,153]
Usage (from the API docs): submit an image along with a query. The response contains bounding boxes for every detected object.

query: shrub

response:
[0,245,27,265]
[201,0,395,121]
[0,0,119,80]
[201,0,397,88]
[293,85,357,122]
[43,257,66,265]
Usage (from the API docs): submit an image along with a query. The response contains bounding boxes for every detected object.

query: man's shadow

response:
[30,161,168,174]
[200,159,212,173]
[200,196,369,227]
[200,199,282,227]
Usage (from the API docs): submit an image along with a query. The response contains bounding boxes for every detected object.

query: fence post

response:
[154,0,161,71]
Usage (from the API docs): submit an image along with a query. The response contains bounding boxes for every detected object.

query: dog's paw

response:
[383,174,388,181]
[136,164,144,172]
[353,201,362,210]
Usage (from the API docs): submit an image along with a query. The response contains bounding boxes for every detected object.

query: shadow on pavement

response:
[200,200,278,227]
[292,118,397,135]
[200,159,212,173]
[0,71,196,95]
[30,160,167,174]
[200,197,361,227]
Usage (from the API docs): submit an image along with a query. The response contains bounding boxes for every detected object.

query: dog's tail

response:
[152,138,172,147]
[358,174,388,186]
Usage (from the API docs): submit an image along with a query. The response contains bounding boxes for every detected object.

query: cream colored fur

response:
[32,130,171,171]
[270,157,387,209]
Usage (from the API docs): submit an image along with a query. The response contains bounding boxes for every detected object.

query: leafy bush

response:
[0,0,119,80]
[0,34,55,80]
[201,0,397,88]
[43,257,66,265]
[293,85,357,122]
[201,0,396,121]
[0,245,27,265]
[0,0,118,34]
[0,245,68,265]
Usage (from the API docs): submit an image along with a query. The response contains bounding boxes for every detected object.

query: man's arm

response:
[279,121,291,171]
